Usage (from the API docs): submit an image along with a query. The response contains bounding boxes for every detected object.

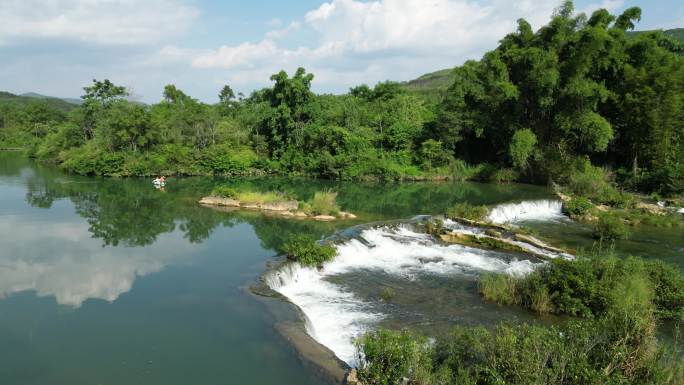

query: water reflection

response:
[1,153,557,308]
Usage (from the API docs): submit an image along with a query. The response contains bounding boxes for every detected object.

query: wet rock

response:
[339,211,357,219]
[314,215,336,221]
[636,202,666,215]
[485,229,502,238]
[198,196,240,207]
[345,368,361,384]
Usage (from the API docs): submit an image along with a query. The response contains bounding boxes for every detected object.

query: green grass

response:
[479,273,517,305]
[446,202,489,221]
[301,191,340,216]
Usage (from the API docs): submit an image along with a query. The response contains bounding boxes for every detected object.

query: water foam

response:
[487,200,565,224]
[265,225,540,365]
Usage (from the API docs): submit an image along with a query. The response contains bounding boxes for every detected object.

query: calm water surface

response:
[0,152,681,384]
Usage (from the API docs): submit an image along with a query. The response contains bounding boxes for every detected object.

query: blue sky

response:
[1,0,682,103]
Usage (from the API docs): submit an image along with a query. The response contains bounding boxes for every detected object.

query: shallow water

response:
[0,152,681,383]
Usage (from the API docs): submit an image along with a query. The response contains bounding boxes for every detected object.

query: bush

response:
[357,314,683,385]
[487,254,684,321]
[446,202,489,221]
[355,329,433,385]
[562,196,593,217]
[282,234,337,267]
[594,213,630,240]
[307,190,340,216]
[211,185,237,198]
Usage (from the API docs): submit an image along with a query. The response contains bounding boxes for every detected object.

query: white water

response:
[487,200,565,224]
[265,225,541,366]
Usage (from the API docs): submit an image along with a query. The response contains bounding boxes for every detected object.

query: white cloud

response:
[0,0,200,45]
[187,0,562,90]
[265,21,302,39]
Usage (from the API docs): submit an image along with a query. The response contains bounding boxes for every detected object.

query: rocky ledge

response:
[198,196,357,221]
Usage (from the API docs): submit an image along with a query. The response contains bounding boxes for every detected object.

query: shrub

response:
[594,213,630,240]
[211,185,237,198]
[355,329,433,385]
[489,254,684,321]
[446,202,489,221]
[282,235,336,267]
[490,168,519,183]
[562,196,593,217]
[307,191,340,216]
[357,316,683,385]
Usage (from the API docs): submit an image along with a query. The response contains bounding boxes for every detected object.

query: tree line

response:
[1,1,682,195]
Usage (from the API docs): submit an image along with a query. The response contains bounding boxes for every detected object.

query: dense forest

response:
[1,2,683,196]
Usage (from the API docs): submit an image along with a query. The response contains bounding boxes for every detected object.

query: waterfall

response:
[487,200,565,224]
[265,225,543,366]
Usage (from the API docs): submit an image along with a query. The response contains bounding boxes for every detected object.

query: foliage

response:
[301,190,340,216]
[445,202,489,221]
[484,254,684,321]
[282,234,337,267]
[509,128,537,169]
[2,2,683,195]
[354,329,433,385]
[594,212,631,240]
[479,273,517,305]
[562,196,594,217]
[211,186,237,198]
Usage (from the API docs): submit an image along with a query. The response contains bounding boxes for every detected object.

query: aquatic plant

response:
[445,202,489,221]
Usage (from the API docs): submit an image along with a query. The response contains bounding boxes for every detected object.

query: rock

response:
[294,211,309,218]
[346,368,361,384]
[198,196,240,207]
[260,201,299,211]
[485,229,502,238]
[596,204,610,212]
[339,211,357,219]
[314,215,336,221]
[556,191,572,202]
[636,202,666,215]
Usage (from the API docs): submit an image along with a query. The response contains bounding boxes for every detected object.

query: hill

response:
[0,91,77,112]
[20,92,83,106]
[627,27,684,42]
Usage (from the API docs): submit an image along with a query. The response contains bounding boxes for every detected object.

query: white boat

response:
[153,178,166,187]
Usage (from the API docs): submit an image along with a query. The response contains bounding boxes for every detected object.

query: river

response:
[0,152,681,384]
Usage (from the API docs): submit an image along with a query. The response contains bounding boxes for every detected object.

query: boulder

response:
[314,215,336,221]
[339,211,357,219]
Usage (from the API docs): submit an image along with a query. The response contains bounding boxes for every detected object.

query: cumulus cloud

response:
[0,0,200,45]
[188,0,562,90]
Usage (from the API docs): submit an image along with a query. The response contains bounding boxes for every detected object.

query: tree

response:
[509,128,538,169]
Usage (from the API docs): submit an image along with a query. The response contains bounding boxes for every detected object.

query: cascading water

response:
[265,225,544,366]
[487,200,565,224]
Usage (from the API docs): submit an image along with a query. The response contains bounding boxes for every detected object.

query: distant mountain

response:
[403,27,683,103]
[627,27,684,43]
[20,92,83,106]
[0,91,77,112]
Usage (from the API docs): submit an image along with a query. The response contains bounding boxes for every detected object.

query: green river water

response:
[0,152,682,384]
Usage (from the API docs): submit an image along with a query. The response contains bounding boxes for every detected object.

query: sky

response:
[0,0,682,103]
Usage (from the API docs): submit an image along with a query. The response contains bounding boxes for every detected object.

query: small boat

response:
[153,178,166,187]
